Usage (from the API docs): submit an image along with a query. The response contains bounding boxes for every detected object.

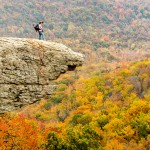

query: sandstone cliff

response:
[0,37,84,113]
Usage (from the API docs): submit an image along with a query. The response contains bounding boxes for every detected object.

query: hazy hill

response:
[1,0,150,42]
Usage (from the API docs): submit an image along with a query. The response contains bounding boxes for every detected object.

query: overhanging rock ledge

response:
[0,37,84,113]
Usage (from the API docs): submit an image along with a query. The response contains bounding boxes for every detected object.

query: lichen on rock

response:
[0,37,84,113]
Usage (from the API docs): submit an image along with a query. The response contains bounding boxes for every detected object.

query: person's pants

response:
[39,31,45,40]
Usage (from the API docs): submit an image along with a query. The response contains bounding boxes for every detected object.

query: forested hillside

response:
[0,0,150,149]
[1,0,150,42]
[1,60,150,149]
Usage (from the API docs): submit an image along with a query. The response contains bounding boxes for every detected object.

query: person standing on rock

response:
[38,21,45,40]
[34,21,45,40]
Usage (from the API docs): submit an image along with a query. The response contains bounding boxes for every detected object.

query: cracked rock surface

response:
[0,37,84,113]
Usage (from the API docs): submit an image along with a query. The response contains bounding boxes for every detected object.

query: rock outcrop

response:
[0,37,84,113]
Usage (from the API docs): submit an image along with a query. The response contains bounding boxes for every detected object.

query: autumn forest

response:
[0,0,150,149]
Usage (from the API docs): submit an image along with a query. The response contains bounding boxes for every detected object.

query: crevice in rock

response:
[67,65,76,71]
